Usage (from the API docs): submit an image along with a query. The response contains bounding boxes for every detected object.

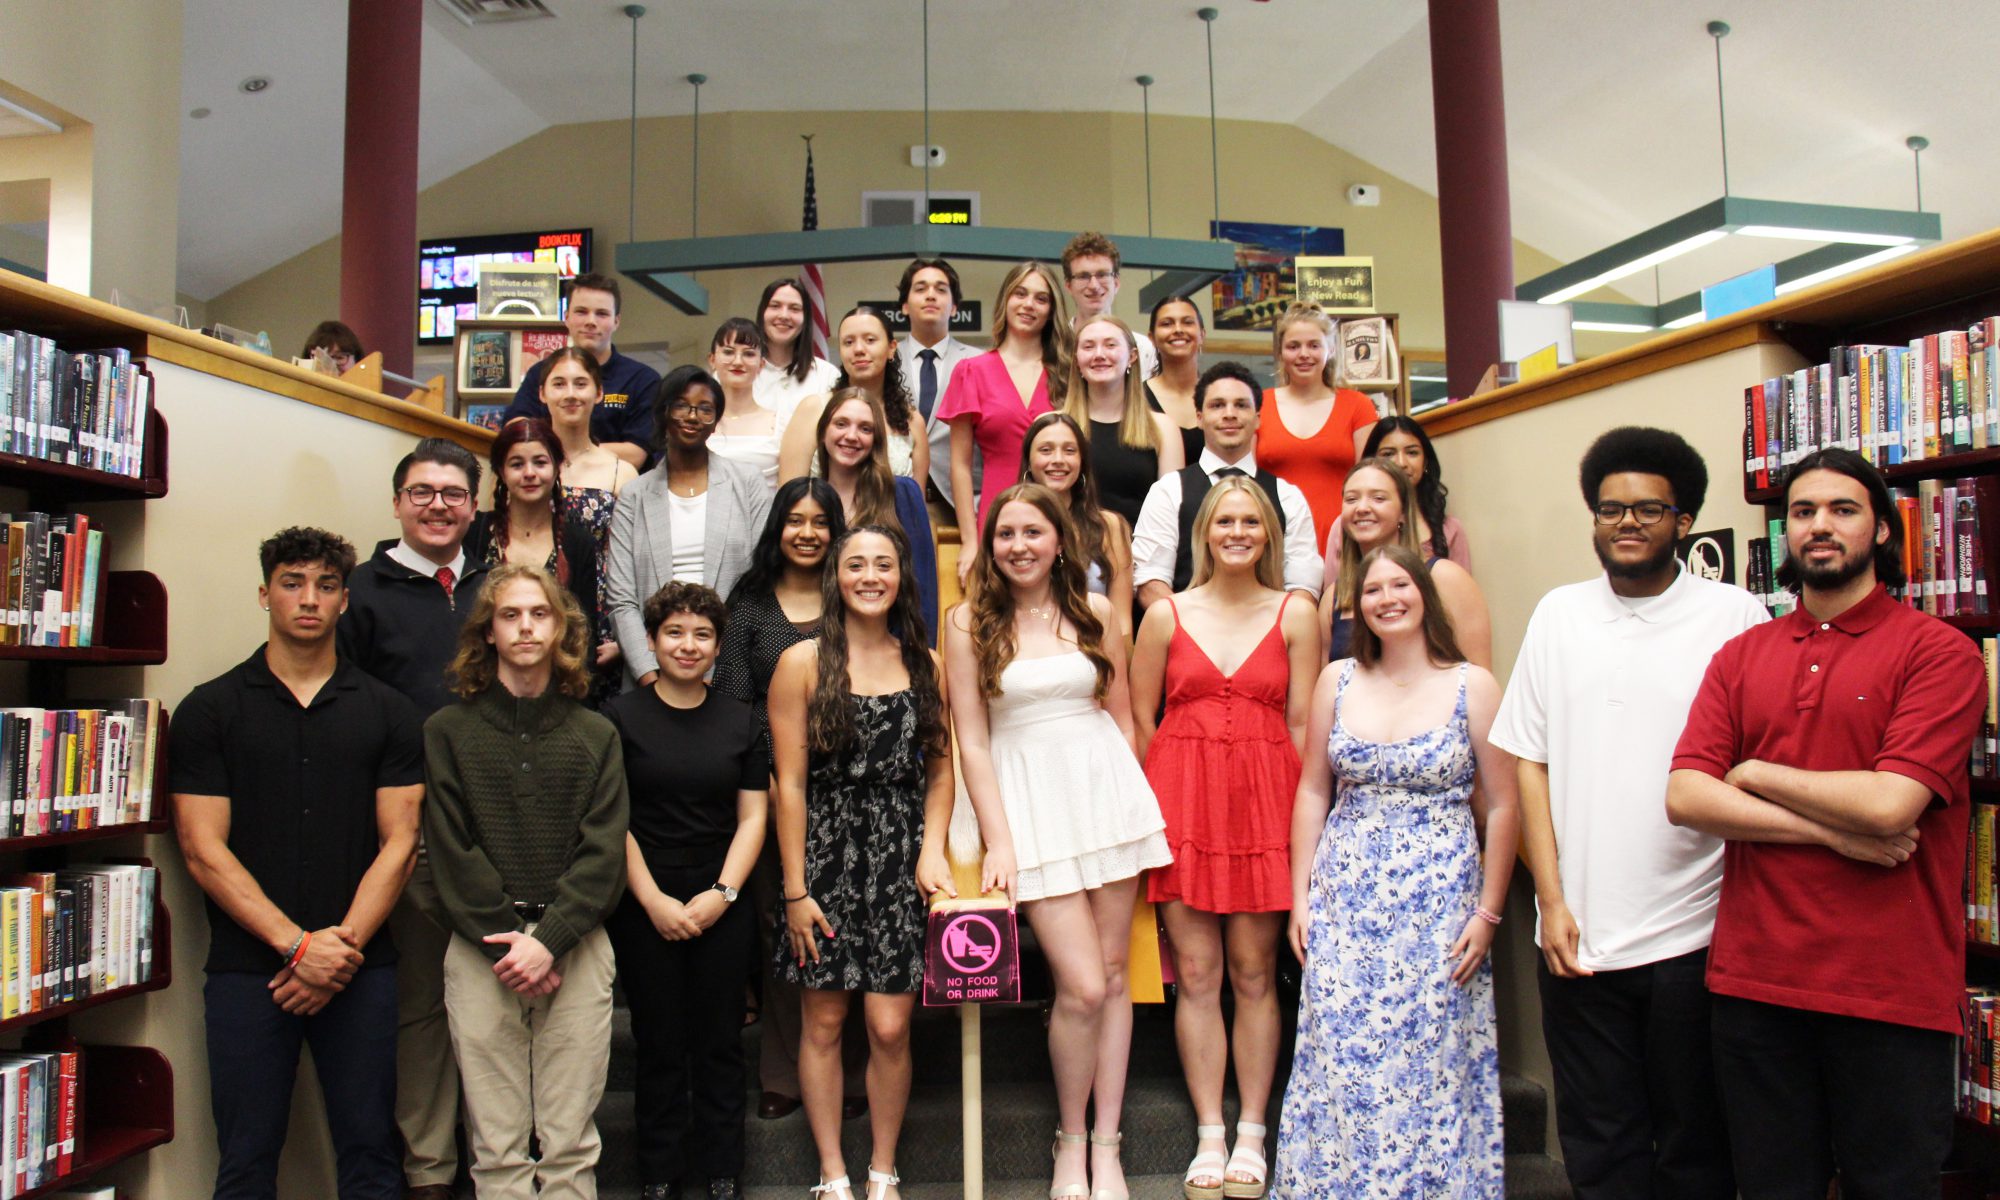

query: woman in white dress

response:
[780,306,929,485]
[752,277,841,419]
[705,317,788,493]
[941,482,1171,1200]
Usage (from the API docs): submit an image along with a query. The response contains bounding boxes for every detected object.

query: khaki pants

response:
[390,864,461,1187]
[443,925,614,1200]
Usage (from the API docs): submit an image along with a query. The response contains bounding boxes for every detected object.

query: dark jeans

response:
[607,860,756,1183]
[1537,946,1733,1199]
[1711,993,1955,1200]
[205,963,400,1200]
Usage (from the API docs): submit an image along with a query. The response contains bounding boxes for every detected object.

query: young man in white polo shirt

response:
[1490,427,1763,1200]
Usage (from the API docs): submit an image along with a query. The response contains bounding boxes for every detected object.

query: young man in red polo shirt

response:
[1667,447,1985,1199]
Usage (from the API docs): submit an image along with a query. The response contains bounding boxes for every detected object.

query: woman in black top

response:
[1145,294,1206,465]
[1061,315,1184,528]
[602,582,768,1200]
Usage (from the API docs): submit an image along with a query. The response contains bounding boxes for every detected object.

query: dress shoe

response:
[708,1179,742,1200]
[404,1187,455,1200]
[639,1185,681,1200]
[757,1090,802,1119]
[842,1094,869,1121]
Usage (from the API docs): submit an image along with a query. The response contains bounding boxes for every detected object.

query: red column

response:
[340,0,422,379]
[1428,0,1514,400]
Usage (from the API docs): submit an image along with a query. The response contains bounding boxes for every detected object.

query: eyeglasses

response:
[1068,270,1117,285]
[1592,501,1678,526]
[400,485,471,508]
[669,402,720,421]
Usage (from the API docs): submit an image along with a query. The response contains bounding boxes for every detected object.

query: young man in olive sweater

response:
[424,563,629,1200]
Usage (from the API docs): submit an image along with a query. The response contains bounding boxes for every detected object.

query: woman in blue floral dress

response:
[1274,543,1519,1198]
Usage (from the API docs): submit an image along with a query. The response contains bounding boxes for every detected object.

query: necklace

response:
[1022,602,1058,621]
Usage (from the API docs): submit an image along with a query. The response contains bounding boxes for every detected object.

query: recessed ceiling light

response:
[189,107,211,119]
[239,77,271,95]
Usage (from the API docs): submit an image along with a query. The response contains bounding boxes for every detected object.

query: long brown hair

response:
[965,483,1113,700]
[832,306,917,438]
[805,526,946,754]
[1061,315,1157,452]
[758,277,822,383]
[446,563,593,700]
[1347,543,1465,668]
[486,419,571,586]
[1188,475,1285,591]
[1337,458,1424,617]
[811,388,903,533]
[989,261,1071,384]
[1018,412,1114,587]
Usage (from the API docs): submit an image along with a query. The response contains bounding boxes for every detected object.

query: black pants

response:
[1536,947,1733,1199]
[1711,993,1955,1200]
[606,860,755,1184]
[205,964,401,1200]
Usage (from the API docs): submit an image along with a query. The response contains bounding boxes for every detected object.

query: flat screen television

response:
[418,228,591,346]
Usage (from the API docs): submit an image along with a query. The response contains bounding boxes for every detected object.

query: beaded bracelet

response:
[1473,906,1503,926]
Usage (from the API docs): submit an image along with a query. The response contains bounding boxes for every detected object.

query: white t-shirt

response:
[1489,566,1768,971]
[753,358,840,416]
[668,491,708,584]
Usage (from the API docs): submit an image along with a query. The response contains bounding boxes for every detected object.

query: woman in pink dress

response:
[940,260,1070,583]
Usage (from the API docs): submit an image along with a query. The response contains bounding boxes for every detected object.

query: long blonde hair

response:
[446,563,593,700]
[1189,476,1285,591]
[811,388,903,534]
[1272,302,1338,389]
[1061,315,1157,453]
[1336,458,1423,617]
[990,261,1071,384]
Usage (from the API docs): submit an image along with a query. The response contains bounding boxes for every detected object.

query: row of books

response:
[1742,525,1798,618]
[1742,319,2000,490]
[1974,639,2000,784]
[0,513,107,648]
[0,702,162,839]
[0,1047,78,1198]
[1891,479,1991,616]
[0,866,158,1022]
[0,334,153,479]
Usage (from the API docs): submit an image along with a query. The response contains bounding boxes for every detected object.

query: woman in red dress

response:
[1130,477,1320,1200]
[1254,303,1379,542]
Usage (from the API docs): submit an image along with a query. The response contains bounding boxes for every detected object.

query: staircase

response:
[576,996,1572,1200]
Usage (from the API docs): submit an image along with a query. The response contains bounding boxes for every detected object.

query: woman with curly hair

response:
[781,306,931,486]
[767,525,955,1200]
[941,483,1170,1200]
[1019,411,1134,642]
[423,563,630,1199]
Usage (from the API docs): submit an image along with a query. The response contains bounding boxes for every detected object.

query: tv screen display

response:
[418,228,591,346]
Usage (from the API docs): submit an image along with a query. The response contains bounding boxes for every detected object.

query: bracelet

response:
[1473,906,1503,927]
[282,929,306,965]
[782,893,809,904]
[285,929,313,969]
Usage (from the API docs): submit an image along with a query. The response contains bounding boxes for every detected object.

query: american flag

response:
[799,136,831,363]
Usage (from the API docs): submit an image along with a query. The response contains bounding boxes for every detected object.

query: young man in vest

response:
[1131,361,1322,609]
[1668,447,1985,1198]
[175,527,424,1198]
[339,437,493,1199]
[1492,428,1763,1198]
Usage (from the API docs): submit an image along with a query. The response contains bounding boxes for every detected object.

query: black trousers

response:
[1537,947,1733,1200]
[1710,993,1955,1200]
[606,860,755,1184]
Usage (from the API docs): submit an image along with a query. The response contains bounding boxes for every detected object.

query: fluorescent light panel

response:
[1573,321,1657,333]
[0,94,62,136]
[1773,243,1921,295]
[1660,311,1704,329]
[1735,225,1914,247]
[1535,230,1728,305]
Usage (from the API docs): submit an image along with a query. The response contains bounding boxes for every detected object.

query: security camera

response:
[1346,184,1381,207]
[909,144,947,168]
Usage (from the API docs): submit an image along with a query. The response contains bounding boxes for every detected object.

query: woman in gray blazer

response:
[608,365,773,687]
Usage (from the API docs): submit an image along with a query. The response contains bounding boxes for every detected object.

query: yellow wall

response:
[203,109,1627,372]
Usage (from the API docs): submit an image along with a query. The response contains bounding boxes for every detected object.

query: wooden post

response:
[961,1001,983,1200]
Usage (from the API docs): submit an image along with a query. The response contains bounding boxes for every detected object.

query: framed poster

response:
[1336,314,1399,388]
[477,261,562,319]
[1208,221,1346,332]
[1296,256,1376,315]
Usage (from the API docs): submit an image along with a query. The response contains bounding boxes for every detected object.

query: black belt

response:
[512,902,547,923]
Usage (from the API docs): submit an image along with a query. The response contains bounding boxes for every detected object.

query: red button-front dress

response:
[1143,596,1301,913]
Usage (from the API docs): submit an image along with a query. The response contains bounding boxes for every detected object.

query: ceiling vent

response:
[434,0,555,27]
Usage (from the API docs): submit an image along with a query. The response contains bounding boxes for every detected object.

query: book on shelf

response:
[0,700,162,838]
[0,512,108,648]
[0,1045,78,1197]
[0,864,161,1021]
[1743,525,1799,618]
[1741,316,2000,491]
[1885,478,1992,615]
[0,333,153,479]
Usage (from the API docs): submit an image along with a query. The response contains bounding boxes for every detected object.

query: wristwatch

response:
[711,882,740,903]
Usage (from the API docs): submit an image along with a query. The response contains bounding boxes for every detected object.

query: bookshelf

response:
[0,321,174,1195]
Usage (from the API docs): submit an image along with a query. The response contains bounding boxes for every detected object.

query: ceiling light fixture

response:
[238,77,271,94]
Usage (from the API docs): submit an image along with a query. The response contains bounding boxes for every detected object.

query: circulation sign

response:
[922,903,1021,1006]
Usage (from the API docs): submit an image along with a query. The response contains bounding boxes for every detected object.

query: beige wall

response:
[1428,337,1810,1142]
[0,0,181,303]
[203,108,1626,374]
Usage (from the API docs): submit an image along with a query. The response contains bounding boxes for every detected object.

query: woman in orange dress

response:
[1253,303,1379,543]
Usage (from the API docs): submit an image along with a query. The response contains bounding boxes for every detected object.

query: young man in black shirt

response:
[174,527,424,1198]
[338,437,490,1199]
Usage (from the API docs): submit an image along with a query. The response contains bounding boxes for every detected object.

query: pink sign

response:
[922,904,1021,1006]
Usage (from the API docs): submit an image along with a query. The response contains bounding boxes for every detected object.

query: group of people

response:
[171,232,1987,1200]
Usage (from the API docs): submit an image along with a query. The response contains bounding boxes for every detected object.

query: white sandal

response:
[1050,1128,1090,1199]
[1089,1130,1128,1200]
[1221,1121,1269,1199]
[1183,1123,1228,1200]
[866,1166,900,1200]
[811,1176,856,1200]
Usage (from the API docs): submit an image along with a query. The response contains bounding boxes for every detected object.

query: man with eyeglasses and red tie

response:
[340,435,495,1200]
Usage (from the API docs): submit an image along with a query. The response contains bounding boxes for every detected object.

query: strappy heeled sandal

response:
[1221,1120,1270,1199]
[865,1166,900,1200]
[1050,1128,1090,1199]
[1183,1123,1228,1200]
[810,1175,855,1200]
[1090,1130,1129,1200]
